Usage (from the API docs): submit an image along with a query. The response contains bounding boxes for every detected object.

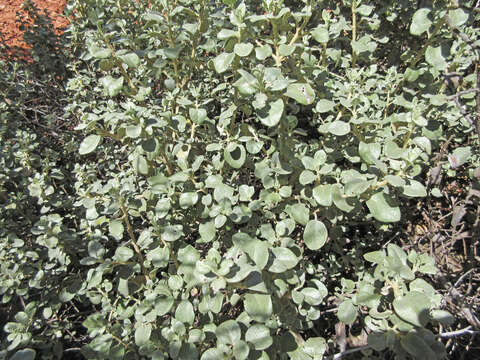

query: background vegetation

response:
[1,0,479,359]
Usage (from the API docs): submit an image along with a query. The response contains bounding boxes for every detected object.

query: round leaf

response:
[244,294,272,323]
[224,143,246,169]
[366,191,401,223]
[79,135,101,155]
[257,98,284,127]
[234,43,254,57]
[245,324,272,350]
[216,320,241,345]
[337,299,357,325]
[303,220,328,250]
[285,83,315,105]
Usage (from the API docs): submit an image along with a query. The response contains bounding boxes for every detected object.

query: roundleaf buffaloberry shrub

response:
[1,0,480,359]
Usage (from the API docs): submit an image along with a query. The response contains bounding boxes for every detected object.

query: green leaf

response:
[313,184,333,206]
[410,8,432,36]
[164,47,182,59]
[213,52,235,73]
[179,192,199,209]
[316,99,335,113]
[245,324,272,350]
[234,69,259,95]
[286,203,309,225]
[337,299,357,325]
[100,75,124,97]
[89,43,111,59]
[279,44,295,56]
[257,98,284,127]
[402,180,427,197]
[364,250,385,264]
[311,26,329,43]
[134,154,149,175]
[79,134,101,155]
[233,341,250,360]
[135,323,152,346]
[366,191,401,223]
[162,225,183,242]
[10,349,36,360]
[244,294,272,322]
[304,337,327,357]
[328,121,350,136]
[175,300,195,325]
[119,53,140,68]
[199,221,216,242]
[216,320,241,345]
[201,349,224,360]
[126,125,142,138]
[269,247,299,273]
[114,246,133,262]
[189,108,208,124]
[450,146,471,168]
[255,45,272,60]
[393,291,431,327]
[400,332,436,360]
[303,220,328,250]
[285,83,315,105]
[448,9,469,27]
[299,170,316,185]
[359,141,381,164]
[234,43,254,57]
[224,143,246,169]
[425,46,448,71]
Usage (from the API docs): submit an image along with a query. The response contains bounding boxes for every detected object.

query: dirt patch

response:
[0,0,68,56]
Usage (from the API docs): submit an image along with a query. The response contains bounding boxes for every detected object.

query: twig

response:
[454,268,476,288]
[438,326,480,338]
[327,345,370,360]
[446,88,480,99]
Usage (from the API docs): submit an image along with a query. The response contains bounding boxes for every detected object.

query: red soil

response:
[0,0,68,56]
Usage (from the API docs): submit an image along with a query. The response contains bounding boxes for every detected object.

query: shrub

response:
[1,0,479,359]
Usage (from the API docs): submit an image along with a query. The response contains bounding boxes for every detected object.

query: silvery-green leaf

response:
[448,8,469,27]
[425,46,448,71]
[119,52,140,68]
[213,52,235,73]
[303,220,328,250]
[234,43,254,57]
[79,135,101,155]
[216,320,241,345]
[244,294,272,322]
[224,143,246,169]
[175,300,195,325]
[245,324,272,350]
[366,191,401,223]
[255,45,272,60]
[393,291,431,327]
[316,99,335,113]
[311,26,329,43]
[328,121,350,136]
[257,98,284,127]
[285,83,315,105]
[109,220,124,240]
[338,299,357,325]
[313,184,333,207]
[135,323,152,346]
[402,180,427,197]
[278,44,295,56]
[189,108,207,124]
[410,8,432,35]
[100,75,124,97]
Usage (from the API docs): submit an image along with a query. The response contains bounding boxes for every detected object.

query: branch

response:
[327,345,370,360]
[446,88,480,100]
[437,326,480,338]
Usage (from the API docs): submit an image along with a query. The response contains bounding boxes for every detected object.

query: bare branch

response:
[438,326,480,338]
